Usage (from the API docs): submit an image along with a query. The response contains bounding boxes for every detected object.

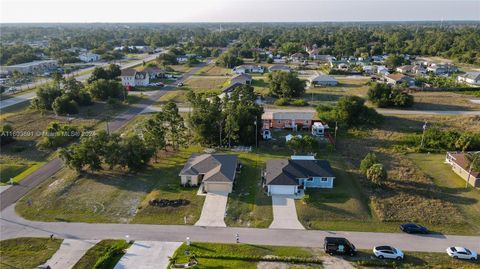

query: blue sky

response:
[1,0,479,23]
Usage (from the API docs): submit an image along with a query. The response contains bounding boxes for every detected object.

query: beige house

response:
[179,153,239,193]
[262,111,315,130]
[445,152,480,188]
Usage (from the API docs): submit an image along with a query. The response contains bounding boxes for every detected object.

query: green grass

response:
[224,152,273,228]
[408,153,480,234]
[348,250,480,269]
[0,237,63,269]
[0,162,45,185]
[72,240,130,269]
[16,146,206,224]
[172,242,320,269]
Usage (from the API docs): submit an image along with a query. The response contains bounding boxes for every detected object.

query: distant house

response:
[231,73,252,85]
[377,65,390,76]
[363,65,376,75]
[329,60,349,68]
[262,111,315,130]
[233,65,264,74]
[120,68,150,87]
[457,72,480,85]
[427,64,458,75]
[445,152,480,188]
[264,156,335,196]
[143,67,165,79]
[396,65,414,74]
[179,153,239,193]
[384,74,416,87]
[218,82,244,99]
[309,75,338,86]
[79,52,101,62]
[290,53,306,63]
[176,55,189,63]
[412,65,426,75]
[1,60,58,74]
[268,65,291,73]
[114,45,153,53]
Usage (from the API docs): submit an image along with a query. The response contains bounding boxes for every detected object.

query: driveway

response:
[114,241,182,269]
[269,195,305,230]
[195,191,228,227]
[45,239,99,269]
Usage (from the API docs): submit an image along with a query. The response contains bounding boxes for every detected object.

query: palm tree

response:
[465,152,480,188]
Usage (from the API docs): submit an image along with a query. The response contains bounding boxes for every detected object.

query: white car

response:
[446,247,478,261]
[373,246,404,260]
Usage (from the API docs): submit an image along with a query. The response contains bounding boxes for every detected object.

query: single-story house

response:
[233,65,264,74]
[268,65,291,73]
[1,60,58,74]
[384,74,416,87]
[445,152,480,188]
[218,82,244,99]
[230,73,252,85]
[396,65,414,74]
[457,72,480,85]
[120,68,150,87]
[262,111,315,130]
[412,65,426,75]
[264,156,335,195]
[427,64,458,75]
[309,75,338,86]
[377,65,390,76]
[179,153,239,193]
[79,52,101,62]
[290,53,306,62]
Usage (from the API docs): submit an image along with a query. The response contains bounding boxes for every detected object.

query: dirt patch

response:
[257,261,320,269]
[321,256,355,269]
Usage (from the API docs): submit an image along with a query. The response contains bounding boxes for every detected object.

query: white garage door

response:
[270,185,296,195]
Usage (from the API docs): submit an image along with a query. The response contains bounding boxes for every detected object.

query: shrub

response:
[274,98,289,106]
[317,96,383,128]
[36,122,80,150]
[0,124,15,145]
[360,152,378,174]
[52,95,79,115]
[291,99,308,106]
[367,83,414,108]
[367,163,387,185]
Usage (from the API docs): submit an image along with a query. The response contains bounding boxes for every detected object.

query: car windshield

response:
[465,249,472,255]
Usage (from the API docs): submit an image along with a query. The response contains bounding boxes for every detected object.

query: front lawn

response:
[183,76,229,91]
[0,237,63,269]
[72,240,130,269]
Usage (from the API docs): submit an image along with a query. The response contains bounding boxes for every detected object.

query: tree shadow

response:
[411,101,474,111]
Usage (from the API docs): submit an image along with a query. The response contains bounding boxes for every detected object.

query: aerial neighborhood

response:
[0,8,480,269]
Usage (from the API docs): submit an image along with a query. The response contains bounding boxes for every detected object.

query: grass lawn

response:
[172,242,320,269]
[155,90,187,105]
[410,91,480,111]
[348,250,480,269]
[408,153,480,234]
[224,151,274,228]
[183,76,229,91]
[16,146,206,224]
[170,64,195,73]
[72,240,130,269]
[252,77,270,95]
[0,237,63,269]
[0,162,45,185]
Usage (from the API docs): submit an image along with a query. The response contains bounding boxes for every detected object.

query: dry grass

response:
[183,76,229,91]
[410,91,480,111]
[170,65,195,73]
[197,65,232,76]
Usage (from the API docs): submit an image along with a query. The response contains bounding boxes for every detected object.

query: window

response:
[321,177,328,182]
[307,178,314,182]
[186,176,192,182]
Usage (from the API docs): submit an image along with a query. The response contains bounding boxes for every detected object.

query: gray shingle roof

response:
[265,159,335,185]
[180,154,238,183]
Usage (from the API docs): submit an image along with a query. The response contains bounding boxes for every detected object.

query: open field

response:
[183,76,229,91]
[16,146,206,224]
[171,64,195,73]
[72,240,129,269]
[196,65,231,76]
[410,91,480,111]
[0,237,63,269]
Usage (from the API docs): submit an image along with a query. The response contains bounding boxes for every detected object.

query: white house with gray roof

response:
[457,72,480,85]
[179,153,239,193]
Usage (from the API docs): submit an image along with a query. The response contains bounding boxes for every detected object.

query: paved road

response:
[0,53,160,110]
[1,205,479,253]
[0,62,208,211]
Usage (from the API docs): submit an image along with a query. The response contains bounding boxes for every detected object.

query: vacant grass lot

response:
[72,240,129,269]
[183,76,229,91]
[173,242,320,269]
[16,146,206,224]
[410,91,480,111]
[197,65,231,76]
[408,153,480,234]
[0,237,62,269]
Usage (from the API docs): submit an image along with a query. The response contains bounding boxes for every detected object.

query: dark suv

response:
[324,237,357,256]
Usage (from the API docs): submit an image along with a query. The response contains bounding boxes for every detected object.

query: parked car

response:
[373,245,404,260]
[400,223,428,234]
[446,247,478,261]
[324,237,356,256]
[177,82,184,87]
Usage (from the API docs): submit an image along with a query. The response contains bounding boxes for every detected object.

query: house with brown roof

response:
[179,153,239,193]
[445,152,480,187]
[262,111,315,130]
[264,156,335,195]
[384,73,416,87]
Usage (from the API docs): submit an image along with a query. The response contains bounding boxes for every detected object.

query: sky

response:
[0,0,479,23]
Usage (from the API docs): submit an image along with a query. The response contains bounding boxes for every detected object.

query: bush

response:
[291,99,308,106]
[0,124,15,145]
[52,95,79,115]
[360,152,378,174]
[274,98,289,106]
[366,163,387,185]
[36,122,80,150]
[368,83,414,108]
[87,79,125,101]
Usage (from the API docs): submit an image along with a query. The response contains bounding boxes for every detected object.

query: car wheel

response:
[471,257,477,261]
[396,256,402,260]
[378,255,384,259]
[453,256,458,259]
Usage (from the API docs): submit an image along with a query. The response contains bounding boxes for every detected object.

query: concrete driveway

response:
[114,241,182,269]
[269,195,305,230]
[45,239,99,269]
[195,191,228,227]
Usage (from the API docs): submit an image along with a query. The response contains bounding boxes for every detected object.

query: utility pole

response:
[420,120,428,148]
[254,119,258,148]
[334,121,338,149]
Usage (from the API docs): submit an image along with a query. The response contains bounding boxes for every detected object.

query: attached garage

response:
[204,182,233,193]
[268,185,297,195]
